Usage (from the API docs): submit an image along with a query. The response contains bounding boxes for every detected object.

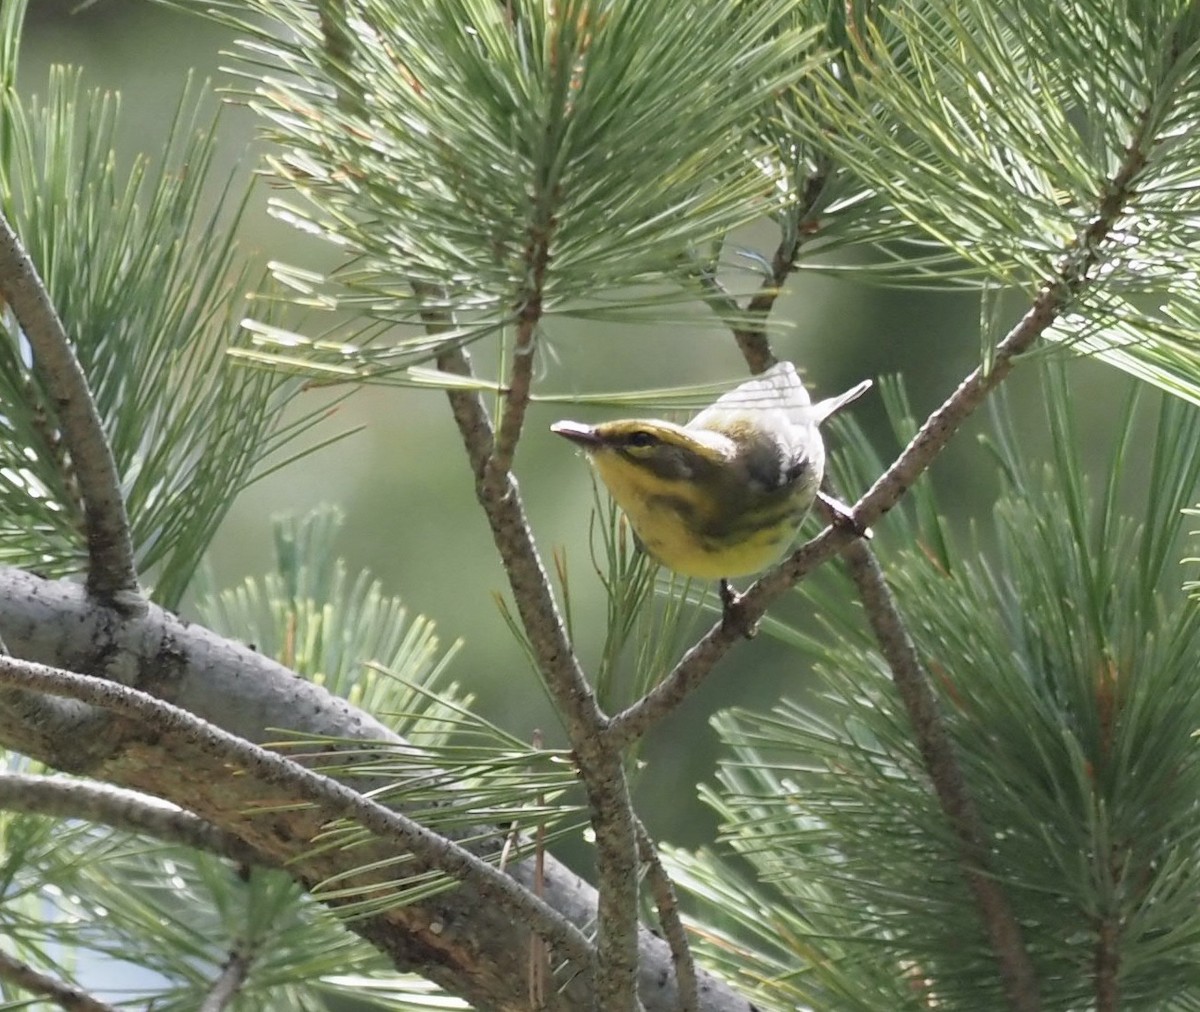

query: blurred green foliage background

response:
[18,0,1143,853]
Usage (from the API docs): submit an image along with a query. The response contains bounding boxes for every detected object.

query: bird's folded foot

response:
[818,491,873,540]
[719,579,758,639]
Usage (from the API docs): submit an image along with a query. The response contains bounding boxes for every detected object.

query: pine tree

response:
[0,1,1198,1009]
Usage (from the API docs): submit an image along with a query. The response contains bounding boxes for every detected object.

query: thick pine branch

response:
[0,569,743,1011]
[0,653,596,972]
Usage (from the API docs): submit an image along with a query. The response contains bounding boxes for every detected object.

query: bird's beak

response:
[550,420,602,448]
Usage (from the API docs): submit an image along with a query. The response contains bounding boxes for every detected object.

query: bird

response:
[551,362,871,606]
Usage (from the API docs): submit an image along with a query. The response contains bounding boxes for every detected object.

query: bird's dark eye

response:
[626,430,658,448]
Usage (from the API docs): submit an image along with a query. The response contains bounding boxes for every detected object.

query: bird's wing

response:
[688,361,812,432]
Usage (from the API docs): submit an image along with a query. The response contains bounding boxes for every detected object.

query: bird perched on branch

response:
[552,362,871,617]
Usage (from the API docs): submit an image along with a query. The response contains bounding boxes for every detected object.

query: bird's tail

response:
[812,378,872,424]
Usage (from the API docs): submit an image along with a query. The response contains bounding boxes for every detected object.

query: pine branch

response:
[606,107,1151,747]
[682,66,1164,1003]
[436,343,643,1012]
[695,161,831,375]
[0,677,115,773]
[0,569,743,1011]
[610,77,1157,755]
[483,324,534,491]
[400,108,636,995]
[716,228,1039,1007]
[717,279,1041,1007]
[198,943,254,1012]
[636,818,698,1012]
[0,949,116,1012]
[841,540,1040,1012]
[0,773,263,866]
[420,231,644,999]
[316,0,366,118]
[484,198,552,492]
[0,653,597,975]
[0,214,139,608]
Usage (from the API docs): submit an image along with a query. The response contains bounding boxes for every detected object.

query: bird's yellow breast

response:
[588,449,802,579]
[551,363,870,582]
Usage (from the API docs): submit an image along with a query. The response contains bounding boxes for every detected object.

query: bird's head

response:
[550,418,734,487]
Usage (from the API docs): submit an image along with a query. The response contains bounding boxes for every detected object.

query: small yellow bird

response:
[551,362,871,582]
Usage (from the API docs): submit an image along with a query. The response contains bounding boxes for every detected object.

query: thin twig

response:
[721,225,1036,1000]
[316,0,366,118]
[841,540,1041,1012]
[608,134,1150,747]
[0,214,140,608]
[635,818,698,1012]
[0,654,596,974]
[485,219,548,489]
[0,772,264,866]
[670,86,1152,707]
[720,223,1042,1008]
[695,98,1156,1011]
[1094,914,1119,1012]
[198,943,254,1012]
[0,949,116,1012]
[484,319,535,492]
[437,341,644,1012]
[604,278,1060,747]
[694,269,774,375]
[695,162,829,375]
